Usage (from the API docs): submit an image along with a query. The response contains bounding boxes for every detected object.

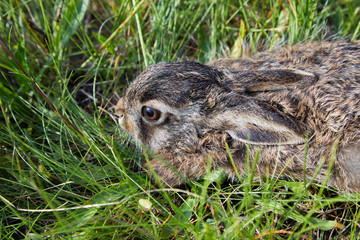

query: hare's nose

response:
[118,114,124,126]
[115,98,125,127]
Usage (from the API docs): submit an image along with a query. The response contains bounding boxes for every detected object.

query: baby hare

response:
[116,40,360,192]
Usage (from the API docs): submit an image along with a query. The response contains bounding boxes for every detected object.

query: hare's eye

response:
[142,106,161,121]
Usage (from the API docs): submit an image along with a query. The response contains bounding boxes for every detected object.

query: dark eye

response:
[142,106,161,121]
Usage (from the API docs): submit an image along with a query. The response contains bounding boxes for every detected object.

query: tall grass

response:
[1,0,360,239]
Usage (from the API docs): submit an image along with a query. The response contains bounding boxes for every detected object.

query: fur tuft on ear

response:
[223,98,309,145]
[223,68,318,93]
[206,94,310,146]
[205,68,315,145]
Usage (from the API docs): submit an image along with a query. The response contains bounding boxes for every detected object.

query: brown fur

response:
[115,40,360,192]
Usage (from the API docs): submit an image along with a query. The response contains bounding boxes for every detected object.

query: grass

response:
[1,0,360,239]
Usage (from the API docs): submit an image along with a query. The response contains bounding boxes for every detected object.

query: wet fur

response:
[116,40,360,192]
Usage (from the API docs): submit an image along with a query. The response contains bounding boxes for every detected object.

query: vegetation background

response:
[1,0,360,239]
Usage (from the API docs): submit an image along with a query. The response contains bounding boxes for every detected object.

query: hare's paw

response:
[337,143,360,191]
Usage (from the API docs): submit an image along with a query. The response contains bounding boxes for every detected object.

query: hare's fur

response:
[116,41,360,192]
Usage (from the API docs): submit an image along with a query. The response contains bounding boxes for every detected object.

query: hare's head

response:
[116,62,315,152]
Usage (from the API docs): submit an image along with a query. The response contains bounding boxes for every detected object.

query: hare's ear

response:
[225,69,317,93]
[218,97,310,145]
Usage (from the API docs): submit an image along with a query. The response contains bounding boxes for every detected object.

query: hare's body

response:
[116,41,360,191]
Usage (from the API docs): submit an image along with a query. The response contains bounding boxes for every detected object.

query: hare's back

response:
[214,41,360,143]
[213,41,360,72]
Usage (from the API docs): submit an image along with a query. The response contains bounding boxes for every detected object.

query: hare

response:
[115,40,360,192]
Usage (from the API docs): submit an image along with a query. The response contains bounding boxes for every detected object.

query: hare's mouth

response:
[115,98,135,136]
[119,115,134,136]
